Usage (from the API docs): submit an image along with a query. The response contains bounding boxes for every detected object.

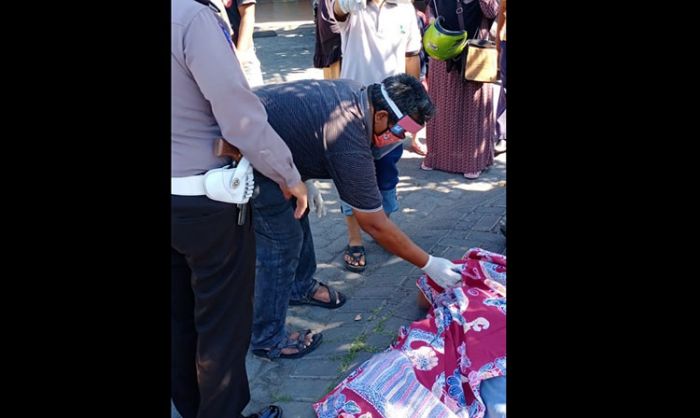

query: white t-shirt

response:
[337,0,422,85]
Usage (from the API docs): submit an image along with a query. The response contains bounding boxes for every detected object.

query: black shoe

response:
[244,405,283,418]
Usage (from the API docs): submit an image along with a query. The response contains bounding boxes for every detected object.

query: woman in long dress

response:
[421,0,500,180]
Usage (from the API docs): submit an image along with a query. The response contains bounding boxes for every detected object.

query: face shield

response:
[372,84,425,149]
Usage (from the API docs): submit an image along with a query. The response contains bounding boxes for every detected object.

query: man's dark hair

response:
[369,74,436,126]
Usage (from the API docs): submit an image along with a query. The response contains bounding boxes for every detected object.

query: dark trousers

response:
[171,195,255,418]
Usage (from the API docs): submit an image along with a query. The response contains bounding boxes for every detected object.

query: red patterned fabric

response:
[313,249,506,418]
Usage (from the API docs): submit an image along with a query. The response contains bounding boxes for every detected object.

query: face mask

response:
[372,84,424,148]
[373,127,405,148]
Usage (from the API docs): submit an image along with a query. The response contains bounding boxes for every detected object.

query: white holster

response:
[172,157,255,204]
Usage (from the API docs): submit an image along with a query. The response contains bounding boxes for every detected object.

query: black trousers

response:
[171,195,255,418]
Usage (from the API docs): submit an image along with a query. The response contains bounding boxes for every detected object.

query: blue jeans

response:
[171,399,182,418]
[250,172,318,354]
[340,145,402,216]
[340,188,398,216]
[481,376,506,418]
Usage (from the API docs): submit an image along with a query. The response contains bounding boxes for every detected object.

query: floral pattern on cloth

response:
[313,248,506,418]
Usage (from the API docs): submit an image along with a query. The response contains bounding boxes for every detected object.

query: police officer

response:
[171,0,306,417]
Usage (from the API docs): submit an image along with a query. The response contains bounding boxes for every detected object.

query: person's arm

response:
[185,9,307,216]
[405,55,421,78]
[236,3,256,52]
[496,0,506,50]
[404,8,422,78]
[333,0,349,21]
[354,210,429,267]
[318,0,342,33]
[354,210,462,287]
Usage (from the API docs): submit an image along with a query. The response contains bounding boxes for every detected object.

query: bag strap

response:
[456,0,466,33]
[431,0,470,34]
[458,0,484,40]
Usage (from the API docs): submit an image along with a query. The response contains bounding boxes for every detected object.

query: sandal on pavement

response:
[243,404,283,418]
[342,245,366,273]
[289,280,347,309]
[252,329,323,360]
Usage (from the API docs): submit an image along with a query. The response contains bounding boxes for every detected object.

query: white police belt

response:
[171,158,254,204]
[171,175,206,195]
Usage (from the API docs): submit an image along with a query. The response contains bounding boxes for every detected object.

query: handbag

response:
[464,39,498,82]
[451,0,498,83]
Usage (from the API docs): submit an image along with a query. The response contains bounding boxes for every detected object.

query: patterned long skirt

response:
[423,59,495,175]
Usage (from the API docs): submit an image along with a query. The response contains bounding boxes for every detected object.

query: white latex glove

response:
[305,180,327,218]
[337,0,366,14]
[421,255,463,289]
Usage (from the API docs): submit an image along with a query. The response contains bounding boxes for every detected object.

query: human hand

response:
[421,255,462,289]
[281,181,309,219]
[305,180,327,218]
